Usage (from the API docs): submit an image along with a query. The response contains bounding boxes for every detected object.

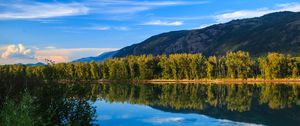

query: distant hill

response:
[28,62,45,66]
[114,11,300,57]
[73,51,118,62]
[16,62,45,66]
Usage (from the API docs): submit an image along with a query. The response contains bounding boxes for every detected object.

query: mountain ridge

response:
[73,51,118,62]
[114,11,300,57]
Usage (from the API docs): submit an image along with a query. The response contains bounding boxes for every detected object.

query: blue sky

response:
[0,0,300,64]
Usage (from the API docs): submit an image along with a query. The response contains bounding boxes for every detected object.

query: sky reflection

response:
[93,100,264,126]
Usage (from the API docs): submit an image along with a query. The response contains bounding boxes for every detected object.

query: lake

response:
[0,82,299,126]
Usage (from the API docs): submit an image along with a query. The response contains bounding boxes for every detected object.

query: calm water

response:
[1,82,300,126]
[94,100,264,126]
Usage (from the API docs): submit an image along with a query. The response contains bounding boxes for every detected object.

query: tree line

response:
[0,51,300,82]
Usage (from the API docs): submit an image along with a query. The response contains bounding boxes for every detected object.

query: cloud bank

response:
[0,0,207,20]
[0,44,118,64]
[1,44,33,59]
[0,2,89,19]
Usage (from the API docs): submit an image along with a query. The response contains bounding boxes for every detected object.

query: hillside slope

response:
[73,51,118,62]
[115,11,300,57]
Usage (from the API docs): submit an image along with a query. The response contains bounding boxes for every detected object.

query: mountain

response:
[28,62,45,66]
[114,11,300,57]
[73,51,118,62]
[16,62,45,66]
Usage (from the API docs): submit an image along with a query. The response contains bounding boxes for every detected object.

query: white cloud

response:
[159,15,211,21]
[277,2,300,11]
[121,1,209,6]
[0,1,208,19]
[88,26,129,31]
[114,26,129,30]
[215,2,300,23]
[92,26,111,30]
[142,20,184,26]
[215,9,271,23]
[54,25,129,31]
[0,2,89,19]
[91,0,208,15]
[29,19,64,24]
[0,44,118,64]
[1,44,33,59]
[91,0,208,14]
[99,6,151,14]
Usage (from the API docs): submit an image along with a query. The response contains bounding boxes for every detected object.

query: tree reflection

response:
[58,98,96,126]
[94,83,300,112]
[0,82,98,126]
[259,84,300,109]
[39,83,98,126]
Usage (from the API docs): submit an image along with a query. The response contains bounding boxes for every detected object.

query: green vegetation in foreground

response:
[0,92,45,126]
[0,85,97,126]
[0,51,300,82]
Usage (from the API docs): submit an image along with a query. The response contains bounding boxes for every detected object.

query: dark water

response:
[1,82,300,126]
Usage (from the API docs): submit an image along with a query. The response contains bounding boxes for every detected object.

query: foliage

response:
[0,52,300,82]
[0,84,97,126]
[0,93,44,126]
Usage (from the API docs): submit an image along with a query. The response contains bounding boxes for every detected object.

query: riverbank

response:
[81,78,300,84]
[144,79,300,84]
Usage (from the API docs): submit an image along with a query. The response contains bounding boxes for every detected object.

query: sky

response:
[0,0,300,64]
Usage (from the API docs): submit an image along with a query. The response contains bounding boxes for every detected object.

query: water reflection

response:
[0,82,299,126]
[95,83,300,126]
[0,82,98,125]
[95,100,264,126]
[95,83,300,111]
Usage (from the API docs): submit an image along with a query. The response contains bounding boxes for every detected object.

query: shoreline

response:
[129,79,300,84]
[57,78,300,84]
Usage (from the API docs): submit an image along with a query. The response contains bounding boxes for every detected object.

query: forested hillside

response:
[115,11,300,57]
